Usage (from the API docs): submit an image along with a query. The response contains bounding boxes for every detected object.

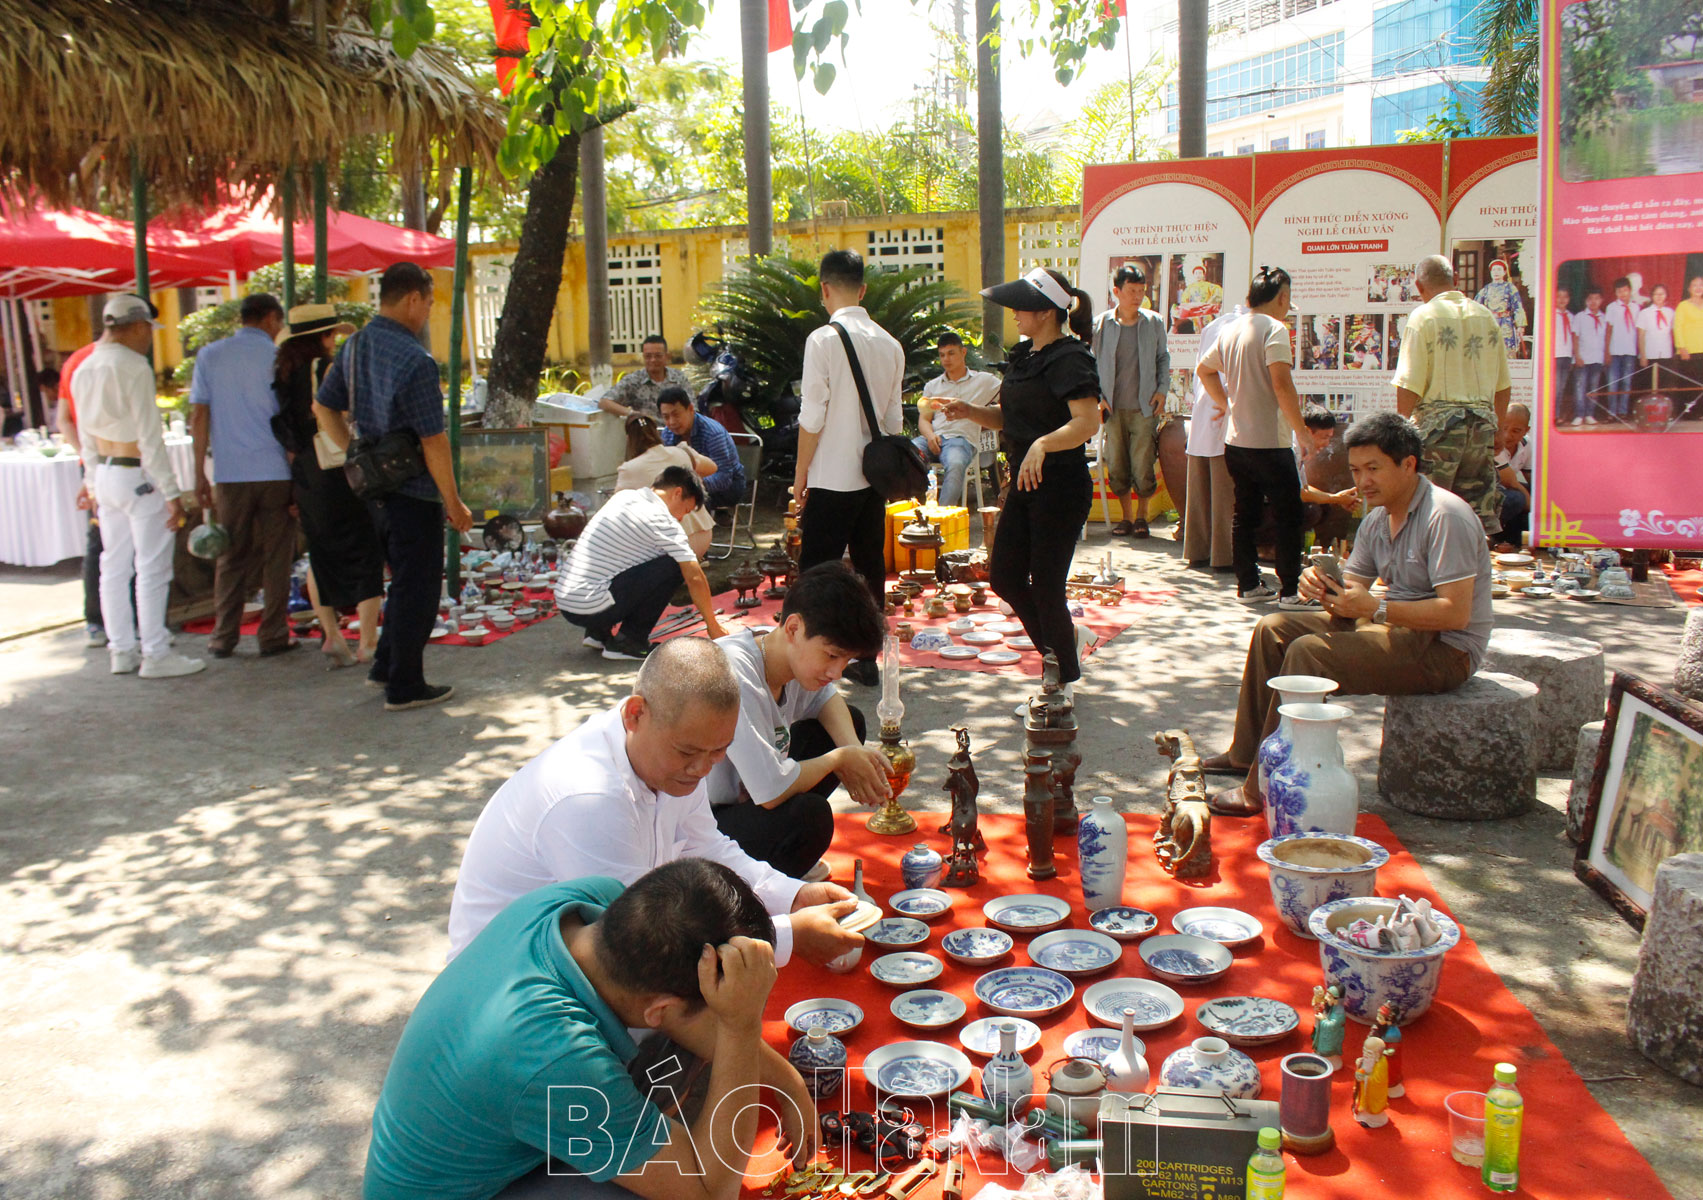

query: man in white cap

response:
[71,295,205,678]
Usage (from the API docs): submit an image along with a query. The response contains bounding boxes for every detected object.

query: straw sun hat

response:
[277,303,356,346]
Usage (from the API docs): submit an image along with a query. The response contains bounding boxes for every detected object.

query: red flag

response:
[769,0,793,53]
[488,0,535,96]
[1100,0,1126,17]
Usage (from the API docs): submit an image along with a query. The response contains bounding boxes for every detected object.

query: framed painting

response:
[1575,672,1703,929]
[459,428,550,521]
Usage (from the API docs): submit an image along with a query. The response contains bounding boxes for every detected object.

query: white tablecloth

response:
[0,451,86,566]
[164,435,203,495]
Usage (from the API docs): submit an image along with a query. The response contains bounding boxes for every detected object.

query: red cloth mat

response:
[1660,562,1702,606]
[675,585,1173,677]
[749,812,1672,1199]
[184,588,562,647]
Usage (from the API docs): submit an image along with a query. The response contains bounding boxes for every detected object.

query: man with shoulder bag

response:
[315,262,474,712]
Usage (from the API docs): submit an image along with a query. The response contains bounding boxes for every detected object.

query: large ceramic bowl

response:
[1138,934,1232,985]
[862,1041,972,1099]
[1309,896,1461,1024]
[1257,832,1391,939]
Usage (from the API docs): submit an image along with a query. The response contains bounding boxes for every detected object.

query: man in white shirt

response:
[555,466,727,661]
[446,636,864,966]
[794,249,905,688]
[1183,304,1244,570]
[71,295,205,680]
[1493,403,1533,549]
[709,564,892,878]
[914,332,998,507]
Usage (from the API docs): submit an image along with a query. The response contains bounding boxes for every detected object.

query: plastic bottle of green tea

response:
[1246,1127,1285,1199]
[1482,1062,1523,1192]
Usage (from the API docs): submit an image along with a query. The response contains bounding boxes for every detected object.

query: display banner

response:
[1445,137,1540,409]
[1249,143,1447,422]
[1535,0,1703,549]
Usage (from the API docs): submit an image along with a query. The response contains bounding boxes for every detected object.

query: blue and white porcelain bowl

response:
[909,630,952,651]
[890,988,967,1030]
[942,927,1015,967]
[1082,977,1184,1030]
[891,888,953,920]
[784,997,865,1036]
[1027,929,1123,977]
[1171,907,1262,948]
[1089,906,1159,941]
[870,952,944,988]
[865,917,931,949]
[1138,934,1232,985]
[982,893,1072,933]
[861,1041,972,1099]
[1309,896,1461,1024]
[1257,832,1391,939]
[959,1016,1042,1056]
[1159,1036,1262,1099]
[1196,996,1299,1047]
[973,966,1076,1017]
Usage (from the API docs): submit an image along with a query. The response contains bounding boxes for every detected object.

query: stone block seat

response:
[1628,853,1703,1085]
[1481,629,1606,771]
[1377,671,1538,820]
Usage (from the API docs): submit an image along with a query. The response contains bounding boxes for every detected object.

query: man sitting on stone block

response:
[1202,411,1493,815]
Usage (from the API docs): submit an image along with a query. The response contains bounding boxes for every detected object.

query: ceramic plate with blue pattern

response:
[784,997,865,1036]
[861,1041,971,1098]
[1196,995,1299,1047]
[1027,928,1123,977]
[973,966,1075,1017]
[890,889,953,920]
[870,952,944,987]
[1081,977,1185,1030]
[865,917,931,948]
[958,1016,1042,1057]
[1062,1028,1125,1064]
[890,988,967,1030]
[1089,906,1159,940]
[982,894,1071,933]
[1139,934,1233,984]
[942,927,1015,966]
[1172,906,1262,948]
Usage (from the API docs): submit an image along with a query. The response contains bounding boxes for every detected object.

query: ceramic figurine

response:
[982,1022,1035,1118]
[1371,1002,1404,1098]
[941,726,985,886]
[1266,703,1358,837]
[1351,1036,1390,1127]
[1077,795,1128,911]
[901,843,946,890]
[1310,985,1346,1070]
[1153,730,1214,879]
[1023,748,1057,880]
[1103,1007,1150,1093]
[789,1025,847,1101]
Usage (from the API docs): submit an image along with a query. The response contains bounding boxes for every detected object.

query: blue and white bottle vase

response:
[1077,795,1129,912]
[982,1021,1035,1118]
[1103,1007,1150,1094]
[1265,702,1358,838]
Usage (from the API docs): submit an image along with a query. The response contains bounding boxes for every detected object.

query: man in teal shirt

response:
[365,860,817,1200]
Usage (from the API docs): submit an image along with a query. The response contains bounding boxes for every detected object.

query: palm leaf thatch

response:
[0,0,503,208]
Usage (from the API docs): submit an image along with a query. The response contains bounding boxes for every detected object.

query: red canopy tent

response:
[165,195,457,278]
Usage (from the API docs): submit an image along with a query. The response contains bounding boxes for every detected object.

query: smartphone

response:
[1311,552,1346,590]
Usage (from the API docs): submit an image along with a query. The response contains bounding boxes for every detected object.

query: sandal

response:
[1111,521,1135,536]
[1131,518,1150,538]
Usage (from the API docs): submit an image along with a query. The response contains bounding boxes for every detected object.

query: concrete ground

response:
[1,523,1699,1199]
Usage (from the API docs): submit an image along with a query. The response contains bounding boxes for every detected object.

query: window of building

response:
[1269,136,1290,151]
[1167,31,1345,132]
[1207,149,1226,157]
[1306,129,1326,149]
[1372,0,1484,79]
[1236,144,1256,155]
[1370,81,1483,143]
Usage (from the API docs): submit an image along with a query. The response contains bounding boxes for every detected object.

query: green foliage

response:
[1476,0,1538,136]
[172,271,374,388]
[369,0,440,57]
[694,257,980,411]
[1559,0,1703,136]
[1396,98,1477,143]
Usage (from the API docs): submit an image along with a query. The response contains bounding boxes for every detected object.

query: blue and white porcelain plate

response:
[963,630,1003,645]
[1027,929,1122,977]
[973,966,1075,1017]
[938,646,981,660]
[1196,996,1299,1046]
[784,997,865,1036]
[865,918,931,948]
[942,927,1015,965]
[1172,907,1262,948]
[1062,1029,1125,1064]
[959,1016,1042,1056]
[982,894,1072,933]
[1089,906,1159,940]
[1081,977,1185,1030]
[890,988,967,1029]
[870,952,944,987]
[1139,934,1232,984]
[890,889,952,920]
[862,1042,972,1098]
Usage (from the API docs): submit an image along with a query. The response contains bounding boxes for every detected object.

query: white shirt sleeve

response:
[1263,319,1294,366]
[1197,338,1224,374]
[673,788,806,921]
[799,333,831,435]
[882,341,905,435]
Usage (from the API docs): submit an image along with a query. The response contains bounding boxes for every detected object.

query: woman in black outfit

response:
[272,305,385,668]
[943,267,1102,697]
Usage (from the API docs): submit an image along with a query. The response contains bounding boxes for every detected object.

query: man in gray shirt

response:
[1202,412,1491,815]
[1090,264,1170,538]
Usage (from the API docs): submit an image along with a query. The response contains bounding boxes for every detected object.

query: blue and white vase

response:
[789,1026,847,1101]
[900,843,946,890]
[1077,795,1129,912]
[1159,1037,1262,1100]
[1258,675,1338,832]
[982,1021,1035,1117]
[1266,702,1358,838]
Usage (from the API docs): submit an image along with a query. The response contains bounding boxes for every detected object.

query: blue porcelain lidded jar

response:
[789,1026,847,1101]
[901,843,946,890]
[1158,1037,1262,1100]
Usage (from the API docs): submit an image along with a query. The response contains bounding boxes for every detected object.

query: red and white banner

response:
[1445,136,1539,410]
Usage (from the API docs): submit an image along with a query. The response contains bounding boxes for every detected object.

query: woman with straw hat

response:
[272,303,384,668]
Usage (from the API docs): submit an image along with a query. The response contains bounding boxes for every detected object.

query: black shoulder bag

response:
[831,321,929,502]
[340,331,428,501]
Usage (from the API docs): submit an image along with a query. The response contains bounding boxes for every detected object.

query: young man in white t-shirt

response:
[709,564,892,878]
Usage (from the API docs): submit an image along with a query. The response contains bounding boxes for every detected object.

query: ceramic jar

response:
[1044,1057,1106,1133]
[1265,703,1358,837]
[1158,1037,1262,1100]
[1310,896,1461,1024]
[1103,1007,1150,1093]
[789,1026,847,1101]
[901,843,946,890]
[1077,795,1129,912]
[982,1022,1035,1118]
[1257,675,1339,829]
[1257,832,1391,939]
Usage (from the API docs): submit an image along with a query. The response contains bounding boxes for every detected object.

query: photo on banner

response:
[1444,137,1540,408]
[1536,0,1703,549]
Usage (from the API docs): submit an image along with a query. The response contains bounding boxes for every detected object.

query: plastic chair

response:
[1084,430,1114,534]
[968,426,1002,513]
[706,432,762,560]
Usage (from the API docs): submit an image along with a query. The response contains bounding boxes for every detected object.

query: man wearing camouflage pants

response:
[1392,254,1511,540]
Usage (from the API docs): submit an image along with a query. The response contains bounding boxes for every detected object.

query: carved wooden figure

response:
[1153,729,1214,879]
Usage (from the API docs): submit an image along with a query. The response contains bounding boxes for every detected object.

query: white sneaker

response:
[139,651,207,679]
[1237,583,1278,604]
[85,625,108,648]
[1075,624,1098,657]
[109,648,140,675]
[1570,417,1584,427]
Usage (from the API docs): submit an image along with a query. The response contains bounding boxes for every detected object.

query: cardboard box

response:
[1098,1089,1280,1200]
[885,502,969,573]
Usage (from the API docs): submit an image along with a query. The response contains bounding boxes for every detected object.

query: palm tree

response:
[976,0,1004,358]
[1177,0,1207,157]
[1477,0,1538,136]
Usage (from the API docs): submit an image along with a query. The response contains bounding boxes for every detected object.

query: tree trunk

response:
[1177,0,1207,159]
[741,0,773,255]
[975,0,1004,357]
[400,156,428,232]
[486,133,581,430]
[581,127,612,377]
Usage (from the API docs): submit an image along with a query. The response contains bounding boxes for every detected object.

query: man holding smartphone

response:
[1201,412,1493,816]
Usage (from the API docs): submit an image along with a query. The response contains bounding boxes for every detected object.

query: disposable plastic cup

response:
[1445,1090,1487,1166]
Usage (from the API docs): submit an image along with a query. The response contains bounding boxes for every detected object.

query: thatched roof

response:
[0,0,504,208]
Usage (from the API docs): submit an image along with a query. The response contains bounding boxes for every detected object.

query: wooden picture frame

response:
[1574,672,1703,930]
[459,428,551,521]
